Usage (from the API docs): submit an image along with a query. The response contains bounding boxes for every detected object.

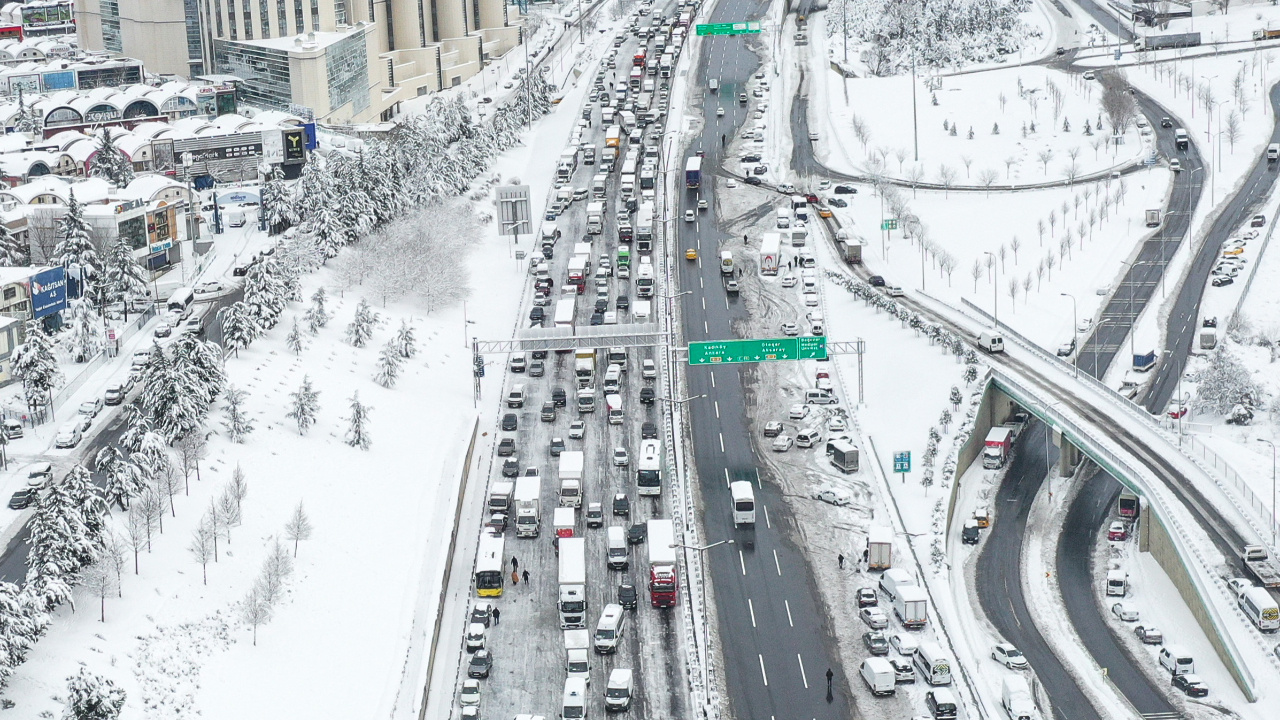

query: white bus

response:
[731,481,756,525]
[474,531,505,597]
[637,439,662,496]
[1239,586,1280,631]
[167,287,195,314]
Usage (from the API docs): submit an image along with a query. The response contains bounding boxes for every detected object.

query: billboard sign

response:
[29,266,67,319]
[283,128,305,161]
[42,70,73,90]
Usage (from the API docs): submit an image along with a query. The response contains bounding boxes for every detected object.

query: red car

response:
[1107,522,1128,541]
[805,193,819,204]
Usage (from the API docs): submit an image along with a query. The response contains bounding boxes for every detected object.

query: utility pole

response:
[911,50,919,162]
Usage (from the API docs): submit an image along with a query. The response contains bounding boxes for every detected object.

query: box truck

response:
[867,526,893,570]
[559,451,584,508]
[983,427,1014,469]
[559,537,588,628]
[514,475,542,537]
[488,480,514,517]
[647,519,678,607]
[760,232,781,275]
[893,585,929,629]
[564,629,590,680]
[1001,675,1035,720]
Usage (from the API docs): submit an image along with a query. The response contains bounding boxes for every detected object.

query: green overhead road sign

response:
[881,218,899,230]
[688,337,827,365]
[696,21,762,36]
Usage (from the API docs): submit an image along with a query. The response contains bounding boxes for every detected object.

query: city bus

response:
[731,481,756,525]
[637,439,662,496]
[474,531,506,597]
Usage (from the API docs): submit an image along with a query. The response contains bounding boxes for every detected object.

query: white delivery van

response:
[507,383,527,408]
[1239,586,1280,631]
[603,364,623,392]
[879,568,915,602]
[606,393,624,424]
[720,251,734,275]
[606,525,629,570]
[563,677,587,719]
[1001,675,1035,720]
[913,642,953,685]
[594,603,627,653]
[860,657,896,696]
[1105,569,1128,596]
[604,668,634,711]
[978,332,1005,353]
[730,480,756,525]
[1159,645,1195,675]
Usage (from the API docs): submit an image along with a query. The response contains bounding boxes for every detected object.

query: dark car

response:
[617,295,630,310]
[744,176,762,186]
[618,583,639,610]
[1252,214,1267,227]
[7,488,36,510]
[1211,275,1234,287]
[550,437,566,456]
[1054,46,1066,55]
[856,587,878,607]
[532,349,548,360]
[233,262,252,277]
[1161,117,1173,128]
[497,437,516,456]
[863,631,890,656]
[868,275,886,287]
[541,245,554,260]
[641,421,658,439]
[752,165,768,175]
[961,520,980,544]
[591,311,605,326]
[595,298,609,312]
[468,649,493,678]
[833,185,857,194]
[501,458,519,477]
[529,307,545,322]
[613,493,630,516]
[640,387,656,405]
[827,198,848,208]
[1172,673,1208,697]
[501,413,518,431]
[741,154,762,163]
[470,602,492,627]
[628,522,647,544]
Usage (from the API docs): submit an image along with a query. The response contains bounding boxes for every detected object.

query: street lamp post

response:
[672,538,735,702]
[1258,439,1277,545]
[983,251,998,327]
[1092,318,1111,379]
[1060,293,1078,378]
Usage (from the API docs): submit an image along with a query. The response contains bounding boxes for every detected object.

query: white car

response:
[860,606,889,629]
[569,420,586,439]
[890,633,919,655]
[780,275,797,288]
[780,322,799,336]
[828,416,847,432]
[803,292,819,307]
[1077,317,1094,333]
[684,210,695,222]
[194,281,225,295]
[54,422,82,449]
[642,359,657,379]
[1110,602,1139,622]
[1226,578,1253,598]
[459,679,481,706]
[991,643,1028,669]
[613,447,630,466]
[788,404,810,420]
[78,398,103,418]
[771,434,793,452]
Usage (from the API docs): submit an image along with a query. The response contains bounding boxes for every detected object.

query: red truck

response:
[647,519,678,607]
[982,427,1014,469]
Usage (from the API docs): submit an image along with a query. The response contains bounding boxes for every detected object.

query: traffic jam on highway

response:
[452,2,699,718]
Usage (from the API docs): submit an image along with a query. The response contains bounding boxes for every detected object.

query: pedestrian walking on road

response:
[826,668,834,702]
[838,553,845,569]
[511,556,519,572]
[511,569,520,585]
[493,608,501,625]
[522,568,530,584]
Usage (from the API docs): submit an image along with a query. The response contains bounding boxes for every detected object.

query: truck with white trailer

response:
[759,232,781,275]
[647,519,678,607]
[558,537,588,628]
[514,475,542,538]
[559,451,584,508]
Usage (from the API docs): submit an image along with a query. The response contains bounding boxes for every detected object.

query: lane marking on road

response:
[739,549,747,575]
[797,654,809,689]
[700,275,704,288]
[785,599,794,627]
[748,597,757,627]
[704,320,709,334]
[719,433,725,452]
[725,296,730,310]
[763,504,772,528]
[710,372,716,388]
[758,654,769,686]
[754,468,761,488]
[724,467,730,488]
[714,401,720,418]
[773,549,782,576]
[701,296,706,310]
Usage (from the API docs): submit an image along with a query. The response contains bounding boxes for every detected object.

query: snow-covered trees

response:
[0,219,25,266]
[217,301,259,357]
[26,467,107,611]
[286,376,320,435]
[374,341,403,388]
[345,299,378,347]
[284,502,313,557]
[96,446,142,511]
[11,321,61,416]
[0,582,45,690]
[100,239,147,318]
[65,299,102,362]
[62,667,126,720]
[54,191,99,301]
[344,392,372,449]
[343,201,477,312]
[286,317,304,355]
[221,385,254,443]
[260,166,296,235]
[90,128,135,187]
[13,87,41,135]
[243,259,288,331]
[140,341,213,442]
[395,321,418,358]
[1194,347,1262,415]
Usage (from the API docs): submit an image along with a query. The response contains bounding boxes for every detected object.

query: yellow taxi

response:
[686,248,698,260]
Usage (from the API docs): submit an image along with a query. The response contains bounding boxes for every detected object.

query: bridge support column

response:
[1054,430,1081,477]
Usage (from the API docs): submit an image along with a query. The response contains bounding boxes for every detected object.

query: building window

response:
[326,30,370,113]
[119,216,147,250]
[101,0,122,52]
[429,0,439,43]
[2,287,15,301]
[244,3,254,39]
[335,0,347,25]
[227,0,239,40]
[184,0,203,63]
[213,0,225,36]
[293,0,303,33]
[385,0,395,50]
[309,0,318,31]
[277,0,287,36]
[213,39,292,110]
[76,64,143,89]
[417,0,426,46]
[472,0,479,36]
[260,0,271,38]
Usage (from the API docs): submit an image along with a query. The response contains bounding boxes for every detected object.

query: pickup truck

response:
[1241,545,1280,587]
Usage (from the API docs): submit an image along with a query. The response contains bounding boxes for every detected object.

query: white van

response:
[806,311,824,336]
[606,393,624,425]
[914,642,954,686]
[1239,586,1280,631]
[606,525,629,570]
[730,480,756,525]
[604,668,634,711]
[1105,569,1128,596]
[978,331,1005,353]
[796,426,823,448]
[860,657,895,696]
[776,207,793,228]
[804,389,837,405]
[507,383,527,408]
[563,677,587,719]
[720,251,734,275]
[879,568,915,602]
[1158,645,1194,675]
[1001,675,1035,720]
[603,364,623,392]
[1269,143,1279,162]
[594,603,627,653]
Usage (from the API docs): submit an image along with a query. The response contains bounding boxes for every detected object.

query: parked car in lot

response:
[771,434,793,452]
[863,630,890,656]
[1251,214,1267,227]
[79,398,104,417]
[1111,602,1139,622]
[1172,673,1208,697]
[8,487,37,510]
[104,383,127,405]
[55,422,82,449]
[1134,625,1164,644]
[860,606,889,629]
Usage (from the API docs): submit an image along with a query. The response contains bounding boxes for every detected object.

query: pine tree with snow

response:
[967,126,974,139]
[89,127,135,187]
[217,301,259,357]
[11,321,61,416]
[1063,117,1071,132]
[0,580,46,690]
[950,386,962,409]
[243,259,288,331]
[100,238,147,318]
[141,343,206,442]
[26,470,104,611]
[963,364,979,385]
[63,465,107,549]
[118,403,150,453]
[0,218,25,266]
[344,391,372,450]
[13,87,40,135]
[170,335,225,411]
[345,298,378,348]
[260,166,296,235]
[286,375,320,435]
[305,287,330,334]
[991,122,999,135]
[942,119,949,132]
[286,317,304,355]
[1194,347,1262,415]
[284,501,313,557]
[221,385,254,444]
[395,320,418,358]
[54,190,100,301]
[374,340,402,388]
[939,409,953,431]
[62,667,126,720]
[66,299,102,363]
[96,446,143,511]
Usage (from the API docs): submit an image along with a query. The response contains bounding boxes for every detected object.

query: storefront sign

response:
[29,267,66,319]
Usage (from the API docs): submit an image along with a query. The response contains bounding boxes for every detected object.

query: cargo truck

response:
[559,537,588,628]
[1145,209,1161,228]
[1254,27,1280,40]
[685,156,702,188]
[1135,32,1201,51]
[982,427,1014,469]
[559,451,584,507]
[488,480,514,517]
[1241,545,1280,587]
[575,349,596,387]
[760,232,781,275]
[554,297,576,328]
[564,629,591,680]
[514,475,542,537]
[554,506,576,538]
[586,201,605,234]
[635,201,655,252]
[827,437,860,473]
[647,519,679,607]
[893,585,929,629]
[635,261,654,297]
[1132,349,1157,372]
[1175,128,1189,150]
[867,526,893,570]
[1118,490,1140,520]
[1001,676,1035,720]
